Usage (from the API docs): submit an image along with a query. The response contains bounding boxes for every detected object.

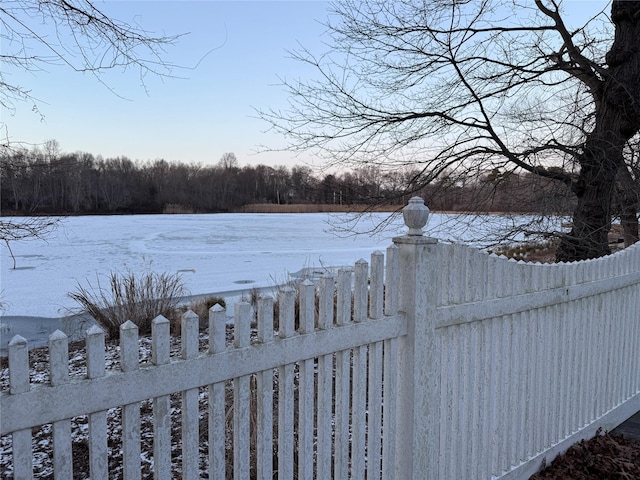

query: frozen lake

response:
[1,212,407,319]
[0,211,559,350]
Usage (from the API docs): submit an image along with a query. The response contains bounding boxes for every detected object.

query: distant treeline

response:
[1,144,574,216]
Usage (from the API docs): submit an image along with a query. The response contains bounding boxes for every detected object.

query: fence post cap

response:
[403,196,430,236]
[8,334,27,347]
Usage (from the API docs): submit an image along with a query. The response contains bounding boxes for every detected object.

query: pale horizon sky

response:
[2,0,610,169]
[4,1,332,168]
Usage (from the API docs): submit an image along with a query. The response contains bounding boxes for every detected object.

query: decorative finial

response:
[402,196,429,236]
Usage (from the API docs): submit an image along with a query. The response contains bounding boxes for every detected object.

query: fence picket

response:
[583,292,596,426]
[632,281,640,401]
[352,259,368,477]
[437,326,449,479]
[477,316,491,479]
[86,325,108,480]
[337,268,352,326]
[49,330,72,480]
[468,320,480,474]
[367,340,383,480]
[181,310,200,480]
[381,337,397,480]
[316,275,335,480]
[385,244,399,315]
[528,267,542,456]
[615,282,627,402]
[8,335,33,479]
[233,303,251,479]
[151,315,171,480]
[554,296,573,438]
[298,280,316,480]
[545,301,558,447]
[570,274,583,433]
[120,321,141,480]
[469,253,484,474]
[628,282,640,397]
[602,288,614,418]
[516,312,528,463]
[370,251,384,319]
[489,318,502,477]
[352,342,367,478]
[450,325,462,479]
[504,314,515,470]
[564,269,577,438]
[256,296,274,480]
[354,259,368,323]
[49,330,69,386]
[461,323,473,479]
[208,304,227,480]
[278,287,296,480]
[334,269,353,479]
[594,265,607,419]
[620,281,631,401]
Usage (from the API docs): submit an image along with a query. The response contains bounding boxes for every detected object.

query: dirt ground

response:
[529,431,640,479]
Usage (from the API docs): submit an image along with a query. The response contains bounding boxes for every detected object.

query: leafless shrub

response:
[68,270,188,339]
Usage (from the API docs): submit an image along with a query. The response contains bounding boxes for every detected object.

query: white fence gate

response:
[2,197,639,479]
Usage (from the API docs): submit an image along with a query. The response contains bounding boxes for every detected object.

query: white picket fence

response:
[1,197,639,479]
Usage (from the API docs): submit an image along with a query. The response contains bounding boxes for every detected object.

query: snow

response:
[2,213,408,319]
[0,211,560,349]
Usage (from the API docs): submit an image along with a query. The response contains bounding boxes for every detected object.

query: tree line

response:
[1,142,576,216]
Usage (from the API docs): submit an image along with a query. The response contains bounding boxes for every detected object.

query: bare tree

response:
[218,152,239,170]
[260,0,640,261]
[1,0,180,117]
[1,0,181,253]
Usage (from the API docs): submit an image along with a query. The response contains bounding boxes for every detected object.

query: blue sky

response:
[4,1,331,167]
[3,1,609,168]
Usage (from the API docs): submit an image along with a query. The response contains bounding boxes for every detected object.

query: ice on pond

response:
[0,211,561,319]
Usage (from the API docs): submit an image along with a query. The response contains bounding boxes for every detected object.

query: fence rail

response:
[2,197,639,479]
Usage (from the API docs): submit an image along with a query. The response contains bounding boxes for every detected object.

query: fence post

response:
[393,197,440,479]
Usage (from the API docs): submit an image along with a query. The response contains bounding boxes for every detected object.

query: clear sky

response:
[3,1,331,167]
[2,0,609,169]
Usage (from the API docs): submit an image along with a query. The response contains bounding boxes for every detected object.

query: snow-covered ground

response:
[0,211,561,350]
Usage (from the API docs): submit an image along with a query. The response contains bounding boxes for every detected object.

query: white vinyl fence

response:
[1,197,639,479]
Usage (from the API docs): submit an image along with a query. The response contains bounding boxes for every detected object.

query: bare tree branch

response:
[0,216,61,269]
[0,0,183,112]
[258,0,640,260]
[0,0,184,256]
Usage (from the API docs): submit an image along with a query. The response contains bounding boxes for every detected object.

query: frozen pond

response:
[0,211,561,350]
[2,213,407,319]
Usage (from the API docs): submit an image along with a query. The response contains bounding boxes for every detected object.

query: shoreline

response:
[0,206,545,217]
[0,283,293,355]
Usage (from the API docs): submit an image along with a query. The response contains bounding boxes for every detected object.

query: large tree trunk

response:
[617,164,640,247]
[556,138,621,261]
[556,1,640,262]
[621,209,640,247]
